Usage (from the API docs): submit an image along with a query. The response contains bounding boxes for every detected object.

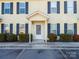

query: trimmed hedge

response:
[60,34,73,42]
[48,33,57,42]
[18,33,29,42]
[6,34,17,42]
[73,35,79,42]
[0,34,6,42]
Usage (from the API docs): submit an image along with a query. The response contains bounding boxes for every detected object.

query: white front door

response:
[33,23,44,40]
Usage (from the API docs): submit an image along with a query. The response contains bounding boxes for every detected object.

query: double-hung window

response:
[48,1,60,14]
[17,2,28,14]
[19,3,26,14]
[50,24,57,34]
[51,2,57,13]
[67,24,74,35]
[4,3,10,14]
[4,24,10,33]
[2,2,13,14]
[68,1,73,13]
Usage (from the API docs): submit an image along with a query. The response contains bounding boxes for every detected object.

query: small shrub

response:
[73,35,79,42]
[18,32,33,42]
[60,34,73,42]
[48,33,57,42]
[6,34,17,42]
[0,33,6,42]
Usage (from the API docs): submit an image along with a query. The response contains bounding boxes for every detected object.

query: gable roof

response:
[27,11,49,19]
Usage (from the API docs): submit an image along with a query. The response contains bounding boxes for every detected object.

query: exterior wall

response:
[0,0,78,35]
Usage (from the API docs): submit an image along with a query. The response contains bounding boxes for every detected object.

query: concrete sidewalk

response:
[0,42,79,49]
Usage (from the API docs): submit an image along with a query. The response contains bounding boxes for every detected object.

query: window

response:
[2,2,13,14]
[48,1,60,14]
[19,3,26,14]
[17,2,28,14]
[67,24,74,34]
[4,24,10,33]
[68,1,73,13]
[50,24,57,34]
[19,24,25,33]
[4,3,10,14]
[19,24,25,29]
[51,2,57,13]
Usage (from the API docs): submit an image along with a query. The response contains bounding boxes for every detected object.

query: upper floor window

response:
[68,1,73,13]
[51,2,57,13]
[17,2,28,14]
[48,1,60,14]
[64,1,77,14]
[2,2,13,14]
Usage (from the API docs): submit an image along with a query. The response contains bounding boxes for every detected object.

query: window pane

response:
[19,3,26,14]
[19,9,25,13]
[4,9,10,14]
[51,2,57,13]
[51,24,57,34]
[68,1,73,13]
[4,3,11,14]
[68,24,74,30]
[67,30,73,35]
[19,3,25,8]
[4,3,10,8]
[4,24,10,33]
[67,24,74,34]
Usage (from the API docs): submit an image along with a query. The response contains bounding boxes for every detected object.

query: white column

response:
[29,21,32,43]
[45,21,48,42]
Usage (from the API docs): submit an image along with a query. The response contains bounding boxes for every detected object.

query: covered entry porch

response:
[27,11,49,42]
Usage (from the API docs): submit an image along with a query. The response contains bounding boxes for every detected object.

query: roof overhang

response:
[27,11,49,21]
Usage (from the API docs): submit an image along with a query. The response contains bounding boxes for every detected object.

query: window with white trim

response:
[4,24,10,33]
[68,1,73,13]
[19,24,25,33]
[51,2,57,13]
[50,24,57,34]
[67,24,74,34]
[19,3,26,14]
[4,3,11,14]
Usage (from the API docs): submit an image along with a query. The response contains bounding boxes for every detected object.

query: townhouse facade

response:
[0,0,79,42]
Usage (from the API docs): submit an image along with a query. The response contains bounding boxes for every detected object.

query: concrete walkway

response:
[0,42,79,49]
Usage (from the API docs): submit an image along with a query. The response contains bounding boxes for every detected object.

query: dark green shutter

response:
[64,1,67,13]
[25,24,28,34]
[10,24,13,34]
[2,3,4,14]
[10,2,13,14]
[48,2,51,14]
[17,2,19,14]
[57,1,60,13]
[64,23,67,34]
[74,1,77,13]
[16,24,19,35]
[57,23,60,36]
[74,23,77,35]
[26,2,28,14]
[1,24,5,33]
[48,23,50,34]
